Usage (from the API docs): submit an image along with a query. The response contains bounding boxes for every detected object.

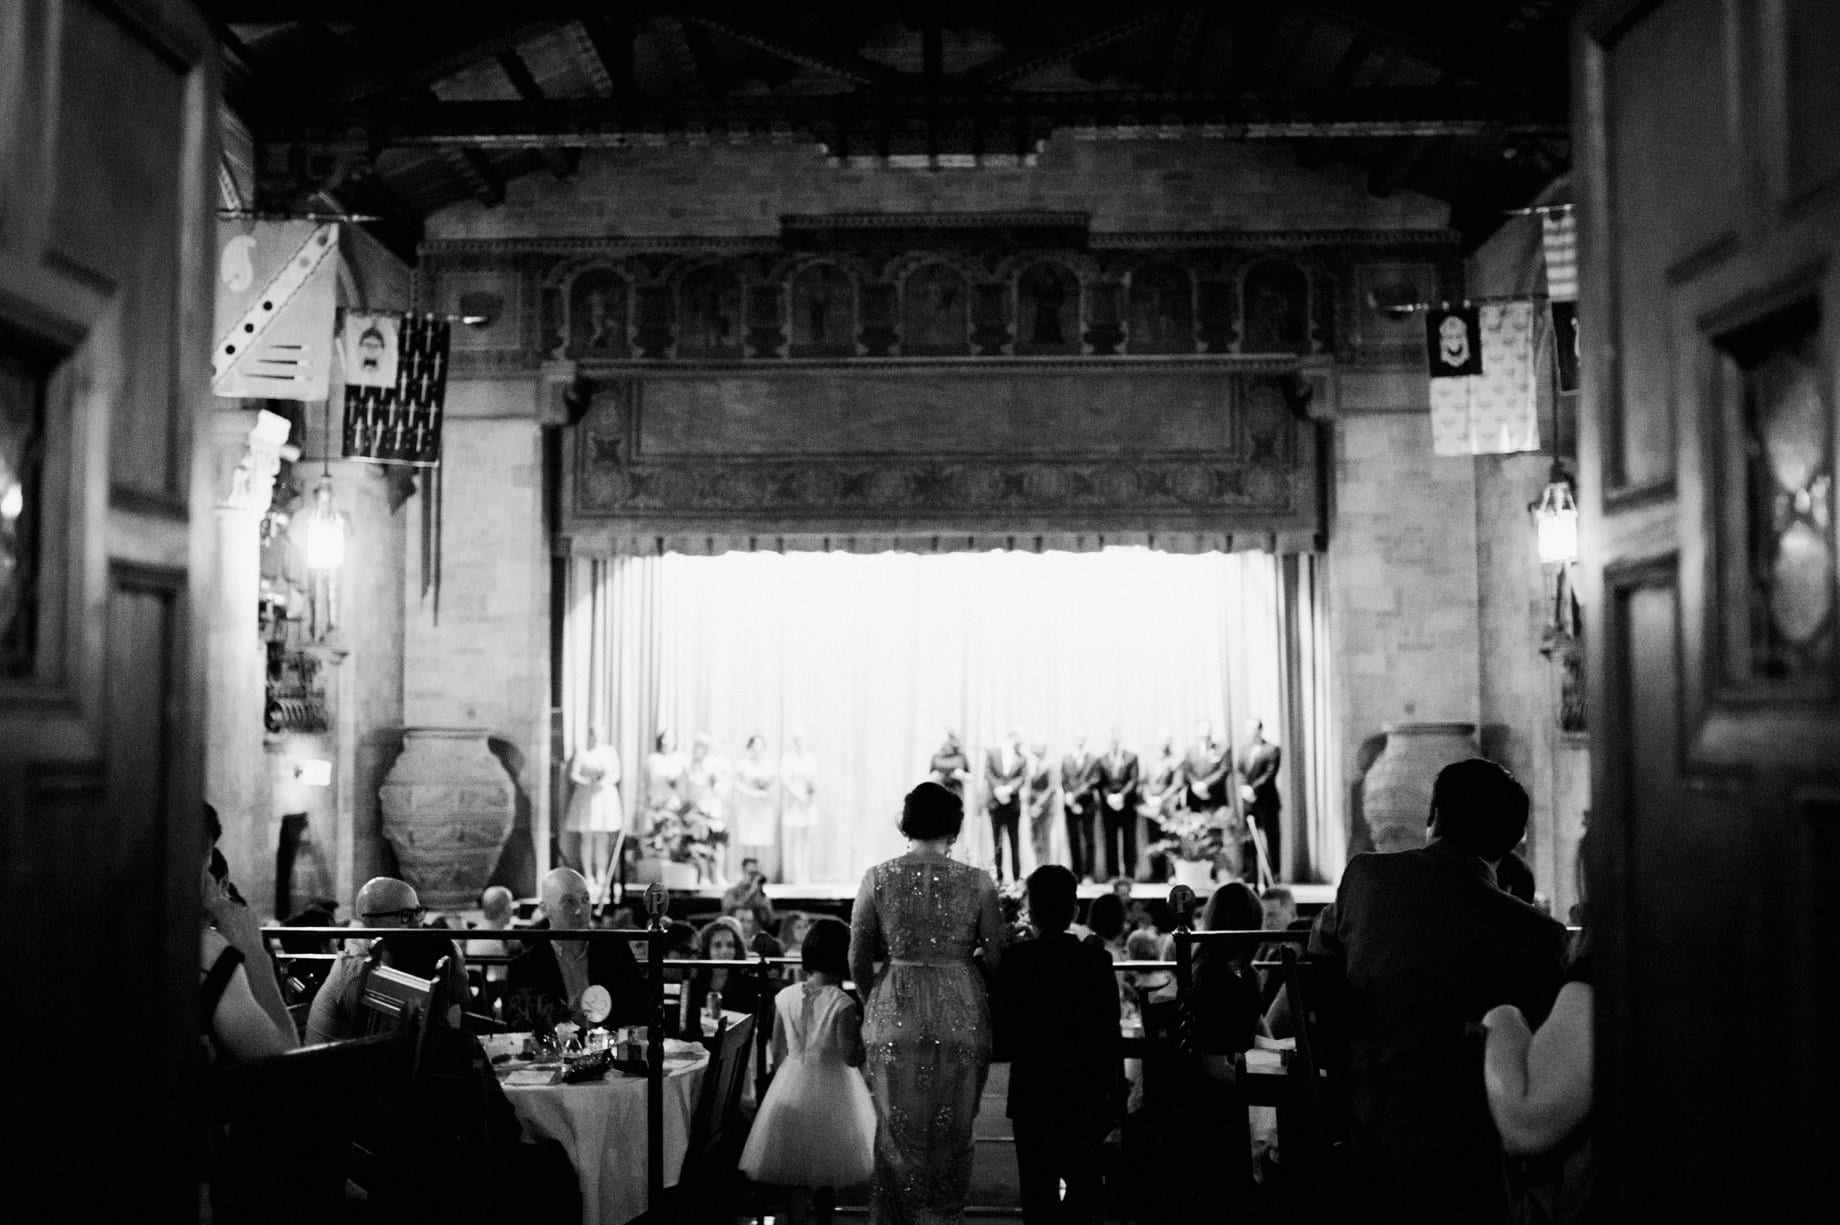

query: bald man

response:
[505,868,648,1027]
[306,876,469,1044]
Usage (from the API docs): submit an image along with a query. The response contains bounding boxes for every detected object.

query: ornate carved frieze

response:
[563,369,1320,548]
[418,224,1459,376]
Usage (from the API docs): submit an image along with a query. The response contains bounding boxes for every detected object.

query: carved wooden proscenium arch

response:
[560,362,1322,555]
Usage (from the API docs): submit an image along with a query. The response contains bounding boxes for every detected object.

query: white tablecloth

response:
[490,1038,708,1225]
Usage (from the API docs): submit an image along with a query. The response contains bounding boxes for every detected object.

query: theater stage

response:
[633,879,1336,915]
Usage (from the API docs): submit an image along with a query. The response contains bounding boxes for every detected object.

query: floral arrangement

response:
[643,804,728,875]
[1149,808,1228,864]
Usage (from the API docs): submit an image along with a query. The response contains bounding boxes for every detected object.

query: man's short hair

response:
[1430,758,1531,861]
[1260,885,1295,905]
[1026,865,1078,933]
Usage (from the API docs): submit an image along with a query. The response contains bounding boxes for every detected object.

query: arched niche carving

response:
[675,265,744,359]
[1016,261,1081,356]
[900,262,970,356]
[567,265,631,358]
[789,262,856,357]
[1240,259,1311,355]
[1126,262,1194,354]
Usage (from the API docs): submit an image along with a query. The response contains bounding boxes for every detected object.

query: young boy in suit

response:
[994,865,1123,1224]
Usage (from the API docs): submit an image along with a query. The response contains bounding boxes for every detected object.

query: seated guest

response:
[1085,892,1129,961]
[200,811,298,1062]
[1311,759,1569,1225]
[1256,884,1306,1008]
[505,867,647,1029]
[1124,929,1176,1008]
[1189,883,1267,1071]
[306,876,469,1044]
[464,884,517,1005]
[685,916,763,1028]
[733,904,784,959]
[776,911,810,961]
[994,866,1121,1225]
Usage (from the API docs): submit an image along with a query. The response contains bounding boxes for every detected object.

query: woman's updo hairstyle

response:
[899,781,964,841]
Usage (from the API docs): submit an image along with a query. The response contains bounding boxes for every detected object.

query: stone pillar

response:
[203,408,293,918]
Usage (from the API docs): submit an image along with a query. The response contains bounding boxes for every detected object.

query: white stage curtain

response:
[565,547,1324,886]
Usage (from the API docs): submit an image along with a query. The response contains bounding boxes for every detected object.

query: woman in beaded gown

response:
[849,782,1006,1225]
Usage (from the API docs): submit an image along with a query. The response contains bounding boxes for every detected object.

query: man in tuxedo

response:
[1237,718,1283,881]
[985,728,1027,884]
[1059,732,1101,881]
[930,728,972,800]
[1310,760,1569,1225]
[1096,729,1140,881]
[994,865,1121,1224]
[1183,721,1239,879]
[506,867,648,1028]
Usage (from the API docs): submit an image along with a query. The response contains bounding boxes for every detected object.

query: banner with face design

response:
[1425,304,1483,378]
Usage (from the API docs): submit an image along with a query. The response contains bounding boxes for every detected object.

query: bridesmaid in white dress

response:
[733,733,779,880]
[687,733,732,885]
[645,730,691,828]
[563,723,624,903]
[780,728,820,885]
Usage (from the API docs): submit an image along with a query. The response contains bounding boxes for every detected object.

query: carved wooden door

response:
[1576,1,1840,1217]
[0,0,217,1214]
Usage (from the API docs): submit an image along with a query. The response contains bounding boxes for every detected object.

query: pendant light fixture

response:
[1531,325,1580,565]
[303,392,347,572]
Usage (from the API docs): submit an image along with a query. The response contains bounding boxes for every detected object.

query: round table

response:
[484,1034,708,1225]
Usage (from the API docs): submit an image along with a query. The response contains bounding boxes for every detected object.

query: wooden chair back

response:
[685,1013,756,1174]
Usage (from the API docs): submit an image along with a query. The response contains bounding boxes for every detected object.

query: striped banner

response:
[1541,206,1578,303]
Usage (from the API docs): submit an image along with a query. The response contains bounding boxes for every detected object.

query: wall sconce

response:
[296,758,332,787]
[302,475,347,571]
[1533,461,1579,565]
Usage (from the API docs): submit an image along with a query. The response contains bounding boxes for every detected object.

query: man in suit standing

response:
[1183,721,1239,879]
[1059,731,1101,882]
[1310,760,1569,1225]
[994,865,1121,1224]
[1096,729,1140,882]
[985,728,1027,884]
[1023,736,1058,872]
[1237,718,1283,882]
[506,867,648,1028]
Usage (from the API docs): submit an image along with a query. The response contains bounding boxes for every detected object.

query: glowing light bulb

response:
[303,478,346,571]
[1534,478,1579,565]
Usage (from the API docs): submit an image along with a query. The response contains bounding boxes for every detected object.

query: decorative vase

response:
[1362,722,1478,853]
[378,727,516,909]
[1171,858,1214,893]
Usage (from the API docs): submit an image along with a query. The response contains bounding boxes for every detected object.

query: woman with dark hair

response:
[1184,882,1267,1211]
[685,916,762,1033]
[645,729,690,829]
[850,781,1005,1223]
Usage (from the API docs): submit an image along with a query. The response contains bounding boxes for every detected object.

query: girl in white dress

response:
[740,917,875,1224]
[733,733,779,879]
[563,723,623,903]
[779,728,820,884]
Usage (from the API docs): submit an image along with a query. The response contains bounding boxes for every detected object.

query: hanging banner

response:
[1429,301,1542,456]
[1541,206,1578,303]
[1425,304,1483,378]
[212,220,338,401]
[341,313,450,467]
[1550,301,1581,393]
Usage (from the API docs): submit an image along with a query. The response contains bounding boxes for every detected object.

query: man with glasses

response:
[306,876,469,1044]
[506,868,648,1029]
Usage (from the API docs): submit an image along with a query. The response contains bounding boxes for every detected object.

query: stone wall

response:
[1328,411,1483,853]
[430,139,1447,241]
[402,413,551,896]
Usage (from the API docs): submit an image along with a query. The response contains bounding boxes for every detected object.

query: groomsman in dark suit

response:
[985,728,1028,884]
[1183,720,1239,879]
[1096,729,1141,881]
[1060,731,1101,882]
[1238,718,1283,881]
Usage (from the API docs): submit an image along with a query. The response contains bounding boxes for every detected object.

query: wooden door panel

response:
[1581,0,1840,1215]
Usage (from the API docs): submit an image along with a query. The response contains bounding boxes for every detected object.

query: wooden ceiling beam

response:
[967,11,1173,87]
[683,14,900,88]
[1367,134,1446,198]
[496,50,582,177]
[254,87,1566,149]
[579,14,635,96]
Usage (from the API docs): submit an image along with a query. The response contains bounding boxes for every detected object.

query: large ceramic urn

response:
[379,728,516,909]
[1362,722,1477,853]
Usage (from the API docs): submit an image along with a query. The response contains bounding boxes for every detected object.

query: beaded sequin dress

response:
[850,853,1005,1225]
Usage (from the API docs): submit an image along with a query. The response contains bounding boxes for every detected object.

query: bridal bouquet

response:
[1149,809,1227,864]
[644,806,727,872]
